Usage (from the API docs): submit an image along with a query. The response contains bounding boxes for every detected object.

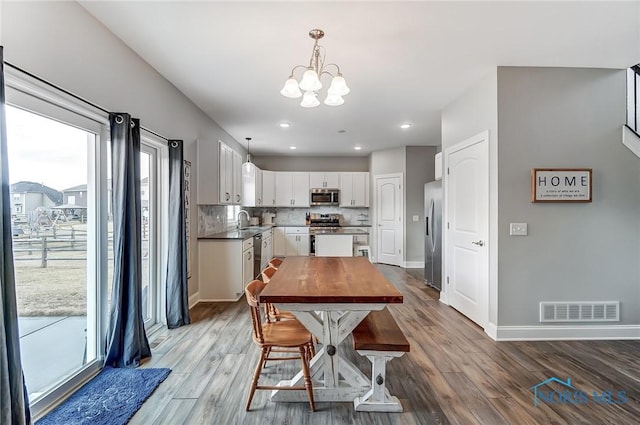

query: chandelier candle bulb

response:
[281,29,349,107]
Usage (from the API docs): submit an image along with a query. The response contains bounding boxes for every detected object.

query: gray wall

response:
[441,71,499,325]
[497,67,640,326]
[405,146,437,263]
[2,1,246,298]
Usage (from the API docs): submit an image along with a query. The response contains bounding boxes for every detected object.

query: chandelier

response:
[280,29,350,107]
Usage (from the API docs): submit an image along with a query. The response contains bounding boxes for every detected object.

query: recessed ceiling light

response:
[289,146,297,150]
[400,123,412,129]
[354,146,362,151]
[279,122,291,128]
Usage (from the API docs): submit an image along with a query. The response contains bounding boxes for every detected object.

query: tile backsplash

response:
[198,205,369,236]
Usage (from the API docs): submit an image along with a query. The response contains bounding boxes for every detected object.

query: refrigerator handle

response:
[425,216,429,236]
[429,199,435,250]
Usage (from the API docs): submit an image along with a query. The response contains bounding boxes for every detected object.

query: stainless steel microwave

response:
[310,189,340,206]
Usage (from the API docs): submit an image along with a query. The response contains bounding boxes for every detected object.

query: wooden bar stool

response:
[269,257,284,269]
[261,265,296,322]
[244,280,315,412]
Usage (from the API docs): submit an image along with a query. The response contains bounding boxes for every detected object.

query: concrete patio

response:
[18,316,87,398]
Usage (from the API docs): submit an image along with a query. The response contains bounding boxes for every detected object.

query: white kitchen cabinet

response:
[219,141,233,204]
[198,238,253,301]
[232,150,243,205]
[315,234,353,257]
[260,229,273,270]
[273,227,286,256]
[275,172,309,207]
[262,170,276,207]
[242,242,254,286]
[309,172,340,189]
[242,163,263,207]
[197,140,243,205]
[340,172,369,207]
[285,227,310,256]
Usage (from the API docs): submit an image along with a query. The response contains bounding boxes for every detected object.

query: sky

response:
[6,105,90,191]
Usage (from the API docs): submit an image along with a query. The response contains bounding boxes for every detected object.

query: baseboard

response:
[494,324,640,341]
[188,292,200,309]
[404,261,424,268]
[485,322,498,340]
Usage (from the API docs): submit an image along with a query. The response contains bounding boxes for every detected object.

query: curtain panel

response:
[0,46,32,425]
[166,140,190,329]
[105,113,151,368]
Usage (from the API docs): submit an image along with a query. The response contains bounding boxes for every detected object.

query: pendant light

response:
[242,137,255,177]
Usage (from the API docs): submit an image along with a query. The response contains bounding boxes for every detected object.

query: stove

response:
[309,213,341,229]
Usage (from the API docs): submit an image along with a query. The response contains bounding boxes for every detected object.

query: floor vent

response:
[540,301,619,322]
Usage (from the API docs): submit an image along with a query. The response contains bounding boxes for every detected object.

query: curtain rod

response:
[4,61,171,142]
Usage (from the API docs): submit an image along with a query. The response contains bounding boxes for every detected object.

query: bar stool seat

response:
[356,245,371,261]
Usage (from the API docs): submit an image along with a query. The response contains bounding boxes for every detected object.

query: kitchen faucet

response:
[237,209,250,229]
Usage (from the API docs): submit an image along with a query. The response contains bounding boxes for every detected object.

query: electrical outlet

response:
[412,215,419,222]
[510,223,528,236]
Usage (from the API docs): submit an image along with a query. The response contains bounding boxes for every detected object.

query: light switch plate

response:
[412,215,419,222]
[510,223,528,236]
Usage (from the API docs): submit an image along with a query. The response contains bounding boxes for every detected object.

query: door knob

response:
[472,240,485,246]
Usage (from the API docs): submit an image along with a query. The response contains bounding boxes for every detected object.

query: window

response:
[5,67,110,418]
[68,195,76,205]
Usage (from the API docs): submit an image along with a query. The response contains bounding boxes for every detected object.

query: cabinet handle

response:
[258,198,262,205]
[237,194,240,202]
[247,252,252,259]
[225,192,230,201]
[264,241,267,248]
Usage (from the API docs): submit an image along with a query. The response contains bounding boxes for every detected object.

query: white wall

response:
[497,67,640,327]
[441,71,499,327]
[253,156,369,172]
[1,1,246,298]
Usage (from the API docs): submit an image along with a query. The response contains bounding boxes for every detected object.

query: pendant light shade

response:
[328,74,350,96]
[299,69,322,92]
[324,93,344,106]
[300,90,320,108]
[280,77,302,98]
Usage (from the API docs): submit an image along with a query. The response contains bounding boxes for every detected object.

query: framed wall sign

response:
[531,168,592,203]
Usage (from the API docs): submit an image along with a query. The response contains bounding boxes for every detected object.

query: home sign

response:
[531,168,592,203]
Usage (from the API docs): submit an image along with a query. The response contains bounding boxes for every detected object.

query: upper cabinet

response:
[275,172,310,207]
[309,172,340,189]
[262,170,276,207]
[196,140,242,205]
[340,172,369,207]
[242,162,263,207]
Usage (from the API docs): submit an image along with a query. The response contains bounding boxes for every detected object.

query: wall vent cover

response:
[540,301,619,322]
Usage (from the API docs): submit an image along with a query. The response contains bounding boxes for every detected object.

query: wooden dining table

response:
[259,256,403,403]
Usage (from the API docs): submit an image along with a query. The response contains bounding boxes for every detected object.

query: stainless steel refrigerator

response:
[424,181,442,290]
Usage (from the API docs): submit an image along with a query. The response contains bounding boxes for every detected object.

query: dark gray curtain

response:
[105,113,151,368]
[165,140,190,329]
[0,46,32,424]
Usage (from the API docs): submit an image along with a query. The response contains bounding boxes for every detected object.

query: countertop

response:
[198,225,274,240]
[198,224,370,240]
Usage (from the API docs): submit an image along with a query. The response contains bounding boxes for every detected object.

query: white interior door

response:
[445,132,489,328]
[375,174,403,266]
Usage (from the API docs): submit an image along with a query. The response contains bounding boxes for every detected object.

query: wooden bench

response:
[351,307,410,412]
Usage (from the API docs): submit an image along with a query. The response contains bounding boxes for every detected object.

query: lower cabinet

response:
[198,238,254,301]
[260,230,273,271]
[285,227,310,256]
[273,227,309,256]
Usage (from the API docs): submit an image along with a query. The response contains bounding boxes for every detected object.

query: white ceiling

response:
[80,1,640,156]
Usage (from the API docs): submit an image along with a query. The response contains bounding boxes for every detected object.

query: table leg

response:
[270,309,372,403]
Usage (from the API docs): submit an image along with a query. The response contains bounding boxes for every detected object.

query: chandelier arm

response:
[319,70,337,79]
[322,63,342,75]
[288,64,308,77]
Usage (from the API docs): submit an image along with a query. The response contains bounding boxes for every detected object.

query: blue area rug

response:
[36,367,171,425]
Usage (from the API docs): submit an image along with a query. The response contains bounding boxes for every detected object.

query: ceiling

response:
[79,1,639,156]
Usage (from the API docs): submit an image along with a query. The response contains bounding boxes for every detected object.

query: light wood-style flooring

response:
[133,265,640,424]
